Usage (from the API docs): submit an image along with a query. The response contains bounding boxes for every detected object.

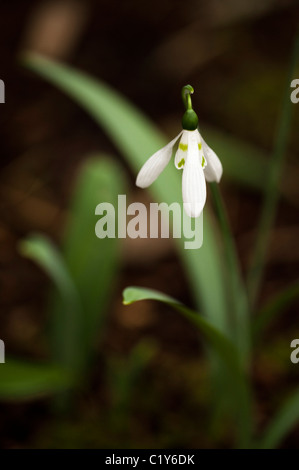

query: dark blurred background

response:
[0,0,299,448]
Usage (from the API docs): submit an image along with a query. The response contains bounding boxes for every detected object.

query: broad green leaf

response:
[123,286,253,447]
[19,233,80,315]
[258,388,299,448]
[0,359,71,400]
[19,158,125,375]
[62,157,124,340]
[51,157,125,372]
[23,53,229,337]
[19,233,82,375]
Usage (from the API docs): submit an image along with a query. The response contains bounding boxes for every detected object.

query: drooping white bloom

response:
[136,129,223,217]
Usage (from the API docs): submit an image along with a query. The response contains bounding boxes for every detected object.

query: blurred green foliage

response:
[1,32,298,448]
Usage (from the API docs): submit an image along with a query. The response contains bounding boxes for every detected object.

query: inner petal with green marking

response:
[175,131,189,169]
[179,143,188,152]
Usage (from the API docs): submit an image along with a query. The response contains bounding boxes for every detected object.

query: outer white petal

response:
[174,130,188,169]
[201,135,223,183]
[136,132,183,188]
[182,130,206,217]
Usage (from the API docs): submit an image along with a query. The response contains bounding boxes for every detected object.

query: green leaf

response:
[19,157,125,376]
[22,53,229,337]
[258,388,299,448]
[123,287,239,371]
[19,233,82,375]
[0,359,71,400]
[19,233,80,314]
[51,157,125,372]
[62,157,124,341]
[123,286,253,447]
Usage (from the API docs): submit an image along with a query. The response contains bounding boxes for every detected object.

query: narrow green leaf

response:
[123,287,240,372]
[123,286,253,447]
[19,233,80,313]
[258,388,299,448]
[0,359,71,400]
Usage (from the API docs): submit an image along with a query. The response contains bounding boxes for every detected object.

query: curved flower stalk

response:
[136,85,223,217]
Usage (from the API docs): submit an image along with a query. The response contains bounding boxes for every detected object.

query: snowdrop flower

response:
[136,85,223,217]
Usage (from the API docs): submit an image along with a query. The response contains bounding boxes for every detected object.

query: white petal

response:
[201,135,223,183]
[174,130,188,169]
[182,131,206,217]
[136,132,183,188]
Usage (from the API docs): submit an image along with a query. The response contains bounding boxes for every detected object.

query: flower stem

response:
[210,182,253,448]
[181,84,194,110]
[210,183,251,362]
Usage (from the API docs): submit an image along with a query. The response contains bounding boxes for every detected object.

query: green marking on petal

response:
[178,158,185,168]
[198,142,202,150]
[179,143,188,151]
[202,156,205,167]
